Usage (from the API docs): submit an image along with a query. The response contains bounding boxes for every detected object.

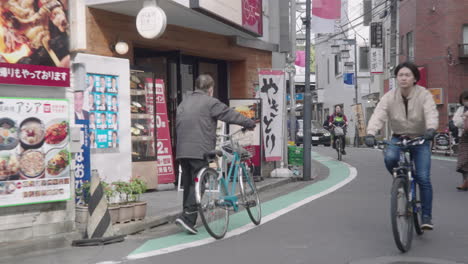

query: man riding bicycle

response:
[365,61,438,230]
[329,105,348,155]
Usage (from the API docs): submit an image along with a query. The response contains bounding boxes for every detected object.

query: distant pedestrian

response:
[453,90,468,190]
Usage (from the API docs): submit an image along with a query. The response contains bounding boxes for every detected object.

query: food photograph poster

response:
[0,97,71,207]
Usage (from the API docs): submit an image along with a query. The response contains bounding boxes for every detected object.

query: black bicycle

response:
[332,125,345,161]
[377,136,425,252]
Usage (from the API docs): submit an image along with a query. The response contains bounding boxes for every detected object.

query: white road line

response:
[126,160,358,260]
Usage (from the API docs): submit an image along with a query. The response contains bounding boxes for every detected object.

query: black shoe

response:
[341,149,346,155]
[175,217,198,234]
[421,216,434,230]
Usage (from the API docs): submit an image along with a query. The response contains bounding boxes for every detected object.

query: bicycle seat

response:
[204,150,223,162]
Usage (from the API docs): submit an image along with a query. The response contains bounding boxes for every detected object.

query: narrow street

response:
[4,147,468,264]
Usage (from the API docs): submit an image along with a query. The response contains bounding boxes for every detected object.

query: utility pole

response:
[353,34,359,147]
[303,0,312,181]
[288,0,297,143]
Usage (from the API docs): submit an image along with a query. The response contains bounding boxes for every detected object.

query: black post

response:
[303,0,312,181]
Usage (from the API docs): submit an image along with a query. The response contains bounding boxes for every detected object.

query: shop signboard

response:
[259,69,285,162]
[0,97,71,207]
[84,74,119,150]
[229,99,262,176]
[0,1,70,87]
[155,79,175,184]
[190,0,263,36]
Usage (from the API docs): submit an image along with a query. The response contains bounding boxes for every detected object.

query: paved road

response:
[3,147,468,264]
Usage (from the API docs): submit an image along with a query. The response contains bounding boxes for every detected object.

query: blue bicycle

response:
[378,136,425,252]
[195,129,261,239]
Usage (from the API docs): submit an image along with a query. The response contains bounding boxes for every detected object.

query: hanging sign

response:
[136,5,167,39]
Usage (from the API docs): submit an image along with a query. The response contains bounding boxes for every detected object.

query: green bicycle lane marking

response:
[127,152,357,260]
[431,155,456,162]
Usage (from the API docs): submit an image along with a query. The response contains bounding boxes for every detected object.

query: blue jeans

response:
[384,137,433,219]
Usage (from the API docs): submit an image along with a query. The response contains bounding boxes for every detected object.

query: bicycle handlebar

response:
[377,136,426,148]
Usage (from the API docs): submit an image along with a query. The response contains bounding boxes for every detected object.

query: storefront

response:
[77,2,274,188]
[0,0,74,242]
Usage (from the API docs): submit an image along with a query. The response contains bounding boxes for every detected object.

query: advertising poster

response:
[229,99,262,176]
[0,1,70,87]
[73,119,90,204]
[0,97,71,207]
[155,79,175,184]
[83,74,119,150]
[259,69,285,161]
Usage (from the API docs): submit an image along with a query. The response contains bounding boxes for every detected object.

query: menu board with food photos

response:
[84,73,119,149]
[0,97,70,207]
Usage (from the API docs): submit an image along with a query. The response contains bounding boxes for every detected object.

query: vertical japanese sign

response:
[259,70,285,161]
[351,103,367,137]
[370,22,384,74]
[73,119,90,204]
[0,97,71,207]
[0,1,70,87]
[145,80,156,154]
[155,79,175,184]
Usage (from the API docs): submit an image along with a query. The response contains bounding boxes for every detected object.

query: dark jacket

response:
[176,90,255,160]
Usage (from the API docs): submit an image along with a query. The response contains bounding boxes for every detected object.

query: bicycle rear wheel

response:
[412,183,424,235]
[390,177,414,252]
[197,168,229,239]
[336,138,342,161]
[239,165,261,225]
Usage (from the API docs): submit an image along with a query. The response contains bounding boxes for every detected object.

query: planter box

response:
[133,201,147,221]
[75,205,88,224]
[118,204,134,223]
[108,205,120,224]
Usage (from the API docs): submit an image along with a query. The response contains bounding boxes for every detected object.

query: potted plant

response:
[114,181,134,223]
[75,181,91,225]
[101,182,120,224]
[129,177,148,221]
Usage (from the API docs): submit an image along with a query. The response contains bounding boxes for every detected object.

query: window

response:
[406,31,414,61]
[359,47,370,71]
[463,25,468,55]
[327,59,330,84]
[334,54,341,76]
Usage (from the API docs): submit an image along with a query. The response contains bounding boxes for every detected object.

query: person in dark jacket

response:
[175,74,255,234]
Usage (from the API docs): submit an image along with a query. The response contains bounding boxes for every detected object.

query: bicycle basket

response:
[334,127,344,136]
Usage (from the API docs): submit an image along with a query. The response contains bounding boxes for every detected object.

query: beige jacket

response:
[367,85,438,136]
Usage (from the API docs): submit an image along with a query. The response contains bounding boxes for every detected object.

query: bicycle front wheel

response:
[390,177,414,252]
[197,168,229,239]
[336,138,342,161]
[239,165,262,225]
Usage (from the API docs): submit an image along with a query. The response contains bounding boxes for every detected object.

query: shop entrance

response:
[134,49,228,182]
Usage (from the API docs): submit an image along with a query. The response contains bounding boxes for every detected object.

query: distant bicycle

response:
[376,136,425,252]
[195,129,261,239]
[332,125,346,161]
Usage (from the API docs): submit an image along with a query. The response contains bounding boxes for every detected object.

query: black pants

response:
[179,159,208,226]
[332,135,346,150]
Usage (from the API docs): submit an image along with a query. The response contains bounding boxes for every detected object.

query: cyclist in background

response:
[329,105,348,155]
[365,61,438,230]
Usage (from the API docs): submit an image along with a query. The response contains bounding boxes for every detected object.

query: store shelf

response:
[131,113,152,119]
[132,136,153,141]
[130,89,146,96]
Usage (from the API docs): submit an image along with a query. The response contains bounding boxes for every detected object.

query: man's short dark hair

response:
[394,61,420,84]
[195,74,214,92]
[459,90,468,105]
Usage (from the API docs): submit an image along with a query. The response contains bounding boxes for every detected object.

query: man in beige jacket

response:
[365,62,439,230]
